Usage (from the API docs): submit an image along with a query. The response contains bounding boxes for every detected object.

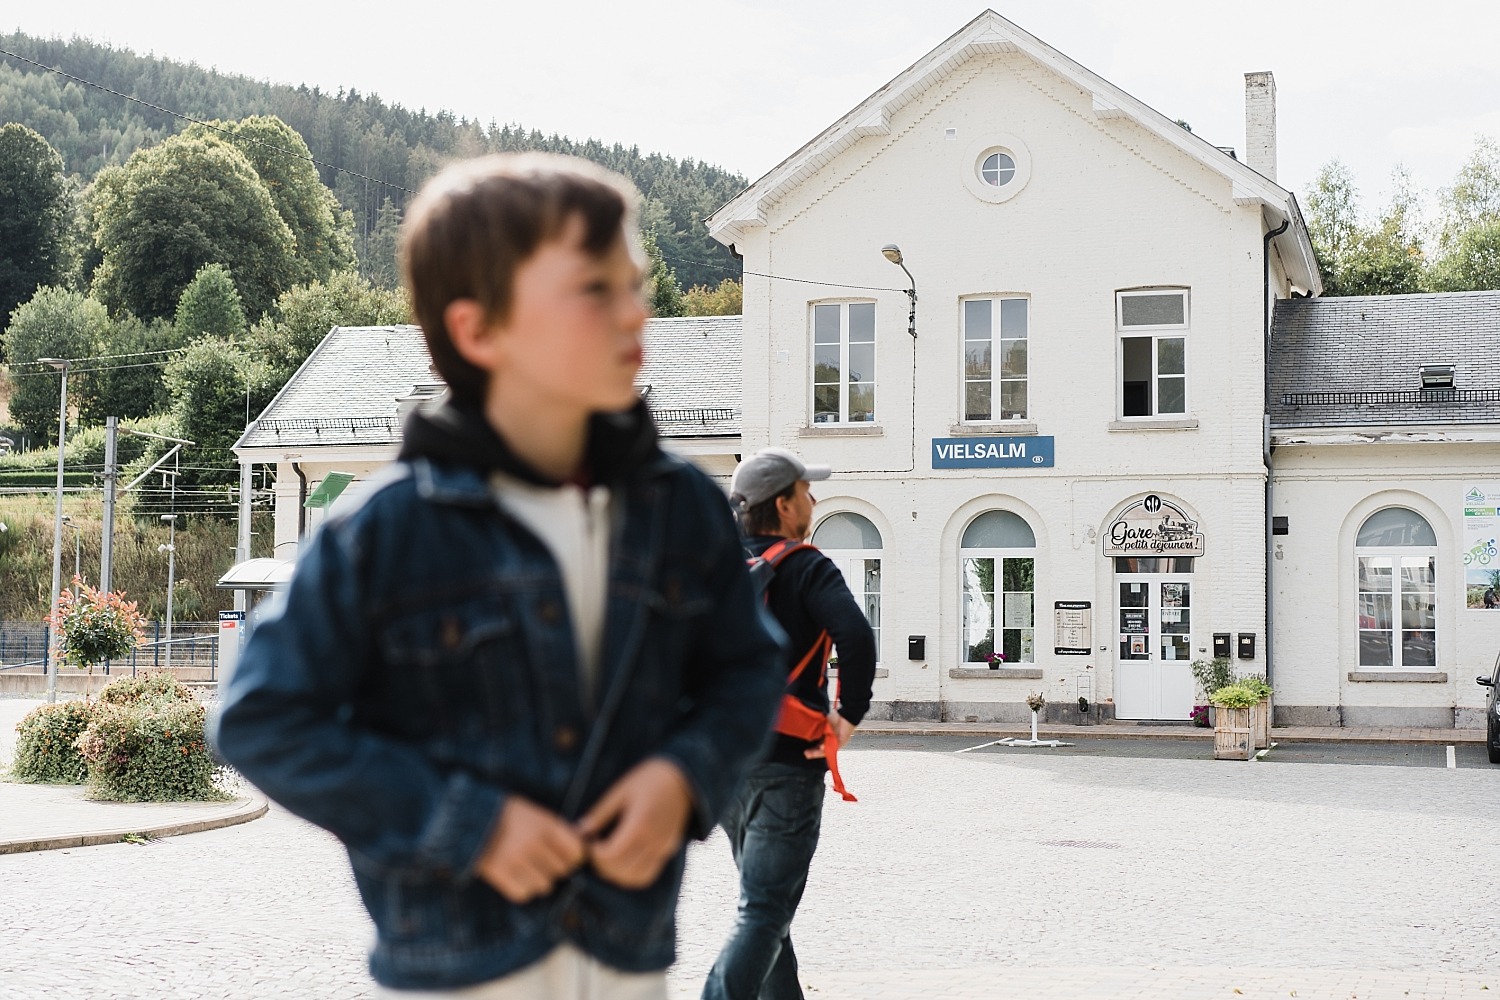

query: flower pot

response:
[1251,697,1272,749]
[1213,706,1253,760]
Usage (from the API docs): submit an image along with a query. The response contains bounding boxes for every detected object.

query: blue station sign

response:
[931,436,1055,469]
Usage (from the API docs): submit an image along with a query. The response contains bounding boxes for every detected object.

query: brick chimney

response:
[1244,71,1277,182]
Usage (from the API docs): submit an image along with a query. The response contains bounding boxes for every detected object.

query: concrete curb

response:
[859,722,1487,744]
[0,793,269,856]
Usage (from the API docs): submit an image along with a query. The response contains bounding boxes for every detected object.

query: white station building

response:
[232,10,1500,729]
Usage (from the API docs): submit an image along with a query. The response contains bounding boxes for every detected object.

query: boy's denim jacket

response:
[212,402,785,990]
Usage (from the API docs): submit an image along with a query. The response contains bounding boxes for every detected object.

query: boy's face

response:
[484,214,648,415]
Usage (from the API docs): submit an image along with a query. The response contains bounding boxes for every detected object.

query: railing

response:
[1281,389,1500,406]
[0,622,222,682]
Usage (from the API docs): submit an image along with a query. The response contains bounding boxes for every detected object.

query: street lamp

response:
[880,245,918,340]
[38,357,69,704]
[61,515,81,595]
[158,514,177,671]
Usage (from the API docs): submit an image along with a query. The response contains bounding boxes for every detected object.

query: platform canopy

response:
[217,558,296,591]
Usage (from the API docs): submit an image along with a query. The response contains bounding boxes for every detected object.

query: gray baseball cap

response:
[729,447,832,508]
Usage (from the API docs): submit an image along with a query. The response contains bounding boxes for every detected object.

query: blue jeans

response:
[701,763,826,1000]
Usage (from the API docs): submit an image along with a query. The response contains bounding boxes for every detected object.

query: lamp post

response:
[38,357,70,704]
[61,515,81,594]
[158,514,177,671]
[881,244,918,339]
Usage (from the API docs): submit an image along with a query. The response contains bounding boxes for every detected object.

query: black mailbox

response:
[908,635,926,660]
[1213,633,1231,659]
[1237,632,1256,660]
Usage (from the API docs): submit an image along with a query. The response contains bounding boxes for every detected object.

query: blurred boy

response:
[214,154,784,998]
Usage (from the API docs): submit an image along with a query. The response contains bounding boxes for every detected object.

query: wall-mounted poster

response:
[1463,484,1500,610]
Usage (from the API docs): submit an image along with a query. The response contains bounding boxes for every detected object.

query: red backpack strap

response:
[761,539,816,568]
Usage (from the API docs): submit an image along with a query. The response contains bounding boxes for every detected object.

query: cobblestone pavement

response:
[2,740,1497,998]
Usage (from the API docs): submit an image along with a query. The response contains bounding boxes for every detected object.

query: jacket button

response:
[538,600,562,625]
[553,726,579,752]
[561,909,582,932]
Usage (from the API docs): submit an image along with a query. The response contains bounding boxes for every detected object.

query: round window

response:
[980,150,1016,187]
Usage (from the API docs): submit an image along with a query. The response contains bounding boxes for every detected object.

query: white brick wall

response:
[738,52,1283,717]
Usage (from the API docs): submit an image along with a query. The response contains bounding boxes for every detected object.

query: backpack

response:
[747,539,857,802]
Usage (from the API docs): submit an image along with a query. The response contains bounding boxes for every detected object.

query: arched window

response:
[812,512,882,661]
[960,510,1036,664]
[1356,507,1437,668]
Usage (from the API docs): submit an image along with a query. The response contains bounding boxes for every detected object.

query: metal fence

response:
[0,621,222,681]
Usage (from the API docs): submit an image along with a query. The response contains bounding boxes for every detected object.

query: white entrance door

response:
[1115,575,1195,721]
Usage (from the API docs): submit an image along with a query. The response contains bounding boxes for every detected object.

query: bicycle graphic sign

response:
[1463,484,1500,610]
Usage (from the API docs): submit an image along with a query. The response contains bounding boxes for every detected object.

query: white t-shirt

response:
[489,470,612,698]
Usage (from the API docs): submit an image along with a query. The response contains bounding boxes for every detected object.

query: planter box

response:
[1251,698,1271,749]
[1213,706,1253,760]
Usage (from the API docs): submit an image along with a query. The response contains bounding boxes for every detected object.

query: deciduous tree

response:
[183,116,355,284]
[174,263,247,340]
[89,134,296,320]
[0,124,75,334]
[2,286,110,442]
[246,271,408,383]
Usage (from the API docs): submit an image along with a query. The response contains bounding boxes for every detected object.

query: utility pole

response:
[159,514,177,671]
[100,416,117,595]
[38,358,70,704]
[235,460,253,614]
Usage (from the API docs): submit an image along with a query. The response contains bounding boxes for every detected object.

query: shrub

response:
[76,699,229,802]
[10,699,96,784]
[96,671,196,709]
[1208,681,1261,710]
[1240,674,1273,701]
[1190,656,1236,700]
[47,579,147,673]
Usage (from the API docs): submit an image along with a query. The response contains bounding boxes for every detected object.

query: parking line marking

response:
[954,739,1005,754]
[1446,745,1456,769]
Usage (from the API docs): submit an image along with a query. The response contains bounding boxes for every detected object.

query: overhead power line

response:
[0,43,413,197]
[660,254,903,293]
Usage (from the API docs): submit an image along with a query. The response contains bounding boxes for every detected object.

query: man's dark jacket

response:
[213,401,785,990]
[745,535,877,770]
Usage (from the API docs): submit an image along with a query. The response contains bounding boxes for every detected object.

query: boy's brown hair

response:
[401,153,640,403]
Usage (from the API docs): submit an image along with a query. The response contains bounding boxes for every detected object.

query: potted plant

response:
[985,651,1006,670]
[1240,674,1273,749]
[1190,656,1235,726]
[1208,680,1260,760]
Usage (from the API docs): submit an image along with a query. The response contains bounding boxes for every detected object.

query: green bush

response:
[10,699,96,784]
[1208,681,1262,710]
[1239,675,1273,701]
[76,698,229,802]
[1190,656,1236,700]
[96,671,196,708]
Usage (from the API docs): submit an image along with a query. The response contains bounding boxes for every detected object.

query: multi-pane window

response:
[1356,507,1437,668]
[963,297,1028,421]
[812,301,876,424]
[812,512,882,662]
[960,510,1036,664]
[1117,289,1188,417]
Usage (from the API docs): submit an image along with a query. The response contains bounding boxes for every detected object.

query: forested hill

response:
[0,32,745,290]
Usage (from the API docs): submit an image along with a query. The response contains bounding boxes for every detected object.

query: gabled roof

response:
[707,8,1321,294]
[235,325,431,451]
[235,316,744,455]
[637,315,742,437]
[1270,291,1500,430]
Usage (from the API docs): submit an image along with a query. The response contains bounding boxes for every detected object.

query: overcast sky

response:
[10,1,1499,223]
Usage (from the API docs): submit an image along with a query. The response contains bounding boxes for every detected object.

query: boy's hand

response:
[804,711,856,759]
[475,795,587,904]
[577,758,694,890]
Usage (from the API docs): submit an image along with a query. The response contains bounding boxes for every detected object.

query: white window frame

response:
[810,300,877,425]
[1354,509,1438,671]
[1116,288,1190,419]
[813,512,884,663]
[960,295,1030,423]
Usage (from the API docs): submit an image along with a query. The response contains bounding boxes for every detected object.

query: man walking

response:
[703,447,877,1000]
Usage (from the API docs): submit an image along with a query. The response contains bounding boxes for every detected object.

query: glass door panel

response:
[1160,582,1190,662]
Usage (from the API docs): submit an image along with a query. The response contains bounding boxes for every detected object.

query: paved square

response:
[1,729,1496,998]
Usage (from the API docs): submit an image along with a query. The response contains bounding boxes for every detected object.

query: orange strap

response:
[771,631,856,802]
